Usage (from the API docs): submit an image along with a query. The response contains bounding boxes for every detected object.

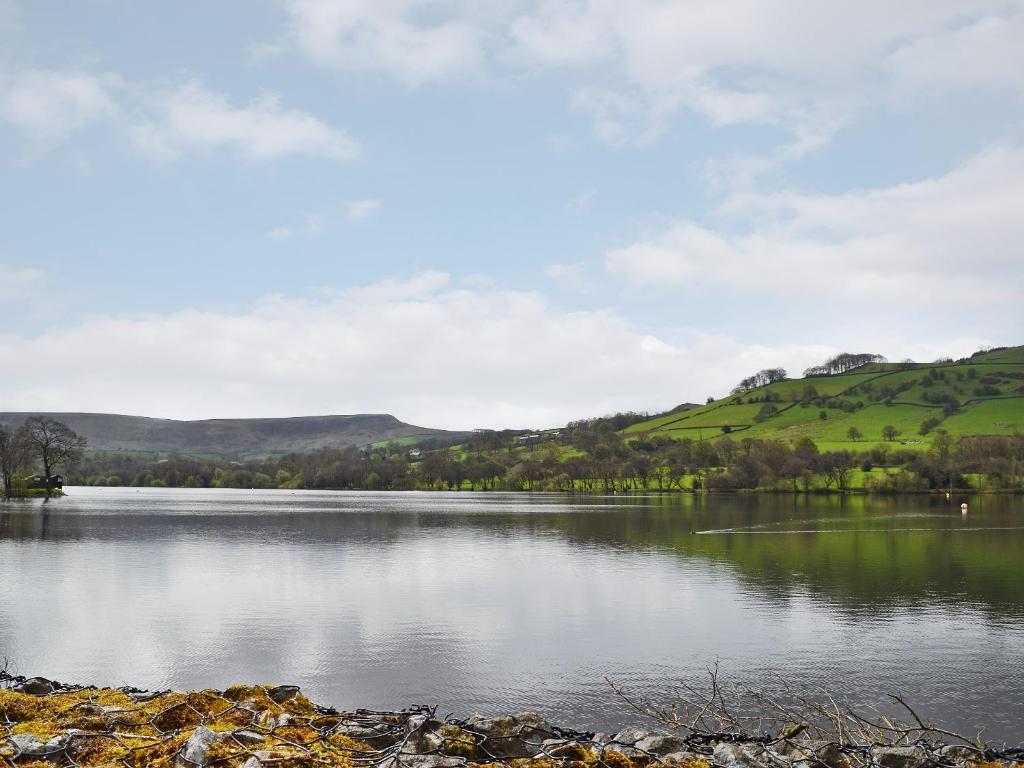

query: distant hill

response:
[0,412,468,458]
[625,345,1024,449]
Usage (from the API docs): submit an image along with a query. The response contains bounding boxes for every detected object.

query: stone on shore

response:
[6,732,69,761]
[714,742,772,768]
[776,739,851,768]
[463,711,554,758]
[13,676,58,695]
[180,725,223,766]
[870,746,935,768]
[267,685,301,704]
[611,726,650,745]
[1,678,1019,768]
[635,734,689,754]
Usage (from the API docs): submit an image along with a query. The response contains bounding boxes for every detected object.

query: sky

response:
[0,0,1022,430]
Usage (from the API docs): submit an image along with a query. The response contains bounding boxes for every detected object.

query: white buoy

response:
[961,502,968,514]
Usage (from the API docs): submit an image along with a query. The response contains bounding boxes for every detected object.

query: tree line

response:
[67,419,1023,494]
[0,416,88,498]
[803,352,887,377]
[731,368,787,394]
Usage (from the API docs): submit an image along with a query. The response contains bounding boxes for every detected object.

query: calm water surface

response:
[1,488,1023,740]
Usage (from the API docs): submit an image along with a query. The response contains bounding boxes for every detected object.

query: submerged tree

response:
[21,416,88,497]
[0,423,33,499]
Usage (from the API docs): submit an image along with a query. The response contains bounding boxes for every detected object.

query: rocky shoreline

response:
[1,675,1021,768]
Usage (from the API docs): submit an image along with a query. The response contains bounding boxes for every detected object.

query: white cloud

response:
[0,263,43,300]
[606,143,1024,304]
[276,1,1022,160]
[507,0,612,67]
[0,271,885,428]
[346,198,381,221]
[887,10,1024,95]
[131,80,359,162]
[267,226,293,241]
[0,69,119,143]
[607,222,732,286]
[0,70,360,164]
[282,0,484,86]
[570,86,673,146]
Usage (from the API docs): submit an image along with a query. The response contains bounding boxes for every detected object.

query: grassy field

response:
[626,346,1024,448]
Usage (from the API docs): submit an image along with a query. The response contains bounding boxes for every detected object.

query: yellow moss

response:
[510,759,560,768]
[0,689,49,721]
[11,721,62,738]
[547,743,590,761]
[286,694,318,717]
[671,759,711,768]
[222,684,267,702]
[442,732,484,760]
[600,750,642,768]
[0,682,358,768]
[78,688,137,708]
[1,683,693,768]
[327,731,372,753]
[68,733,136,767]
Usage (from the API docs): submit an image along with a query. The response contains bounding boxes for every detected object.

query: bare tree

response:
[0,423,33,498]
[607,664,993,754]
[21,416,88,497]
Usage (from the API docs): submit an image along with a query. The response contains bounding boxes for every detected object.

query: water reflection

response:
[1,488,1022,740]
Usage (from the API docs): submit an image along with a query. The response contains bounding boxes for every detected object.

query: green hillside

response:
[626,346,1024,450]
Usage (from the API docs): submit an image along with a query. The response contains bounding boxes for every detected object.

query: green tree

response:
[882,424,900,442]
[846,426,863,442]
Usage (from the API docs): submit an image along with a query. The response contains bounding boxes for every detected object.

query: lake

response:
[1,488,1022,741]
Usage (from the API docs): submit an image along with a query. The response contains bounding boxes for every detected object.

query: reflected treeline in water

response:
[3,490,1022,616]
[487,493,1024,617]
[0,501,68,542]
